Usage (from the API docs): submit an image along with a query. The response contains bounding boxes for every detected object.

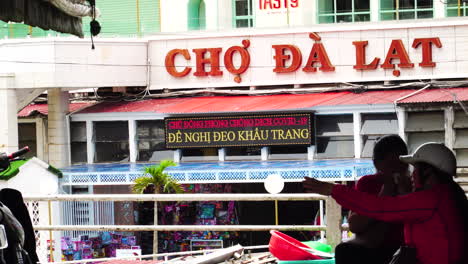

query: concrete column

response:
[434,0,446,19]
[86,120,95,164]
[370,0,379,22]
[353,112,362,159]
[217,0,232,30]
[325,197,342,251]
[218,148,226,161]
[129,120,137,162]
[445,106,455,150]
[261,147,269,161]
[0,74,19,154]
[204,0,219,30]
[35,117,47,161]
[47,89,70,168]
[174,149,182,162]
[307,145,315,160]
[396,107,408,143]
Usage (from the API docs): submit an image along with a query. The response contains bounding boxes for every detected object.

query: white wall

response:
[255,0,315,28]
[160,0,449,32]
[0,39,147,89]
[160,0,190,32]
[217,0,233,30]
[0,75,19,154]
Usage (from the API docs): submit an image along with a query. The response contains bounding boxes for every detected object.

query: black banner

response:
[165,113,314,149]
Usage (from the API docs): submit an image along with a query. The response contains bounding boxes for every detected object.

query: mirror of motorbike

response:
[0,225,8,249]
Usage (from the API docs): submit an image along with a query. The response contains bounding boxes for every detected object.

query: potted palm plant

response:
[132,160,183,256]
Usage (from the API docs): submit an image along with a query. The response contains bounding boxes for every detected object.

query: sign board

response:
[149,24,468,89]
[165,113,313,149]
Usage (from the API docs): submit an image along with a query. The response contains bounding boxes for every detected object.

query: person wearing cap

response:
[303,142,467,264]
[335,135,410,264]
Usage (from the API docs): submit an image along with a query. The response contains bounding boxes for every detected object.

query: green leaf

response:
[131,159,183,194]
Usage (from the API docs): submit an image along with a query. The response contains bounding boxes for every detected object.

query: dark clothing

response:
[0,188,39,264]
[335,241,396,264]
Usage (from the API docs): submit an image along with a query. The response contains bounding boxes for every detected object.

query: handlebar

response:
[0,147,30,171]
[7,147,29,161]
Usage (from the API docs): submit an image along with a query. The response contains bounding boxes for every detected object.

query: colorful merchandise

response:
[157,183,240,253]
[60,232,139,261]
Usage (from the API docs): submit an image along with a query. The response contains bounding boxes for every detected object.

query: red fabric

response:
[355,174,404,248]
[332,184,464,264]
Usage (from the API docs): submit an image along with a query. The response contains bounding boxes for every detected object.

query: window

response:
[316,115,354,159]
[233,0,254,28]
[405,111,444,153]
[18,123,36,159]
[182,148,219,161]
[188,0,206,30]
[225,147,261,161]
[453,111,468,166]
[360,113,399,158]
[94,121,129,163]
[136,120,173,162]
[70,122,87,164]
[380,0,433,20]
[269,146,308,160]
[318,0,370,24]
[447,0,468,16]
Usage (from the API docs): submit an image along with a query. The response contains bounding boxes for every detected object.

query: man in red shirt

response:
[334,135,411,264]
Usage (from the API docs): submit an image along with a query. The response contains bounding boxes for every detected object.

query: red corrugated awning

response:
[316,89,418,106]
[18,102,93,117]
[397,87,468,104]
[72,88,468,115]
[78,92,350,114]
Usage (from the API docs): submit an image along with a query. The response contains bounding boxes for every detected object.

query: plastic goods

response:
[269,230,322,260]
[301,241,332,253]
[278,259,335,264]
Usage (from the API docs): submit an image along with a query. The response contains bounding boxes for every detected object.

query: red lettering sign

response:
[163,35,443,81]
[165,49,191,77]
[381,39,414,69]
[259,0,299,9]
[193,48,223,77]
[353,41,379,70]
[272,45,302,73]
[412,38,442,67]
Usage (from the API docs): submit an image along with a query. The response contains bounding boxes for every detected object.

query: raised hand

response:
[302,176,335,195]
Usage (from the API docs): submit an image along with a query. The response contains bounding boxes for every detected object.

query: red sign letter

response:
[353,41,380,70]
[193,48,223,77]
[303,43,335,72]
[272,45,302,73]
[225,40,251,83]
[412,37,442,67]
[165,49,191,77]
[381,40,414,69]
[273,0,280,8]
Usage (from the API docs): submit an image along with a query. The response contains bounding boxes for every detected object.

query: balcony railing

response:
[24,193,343,263]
